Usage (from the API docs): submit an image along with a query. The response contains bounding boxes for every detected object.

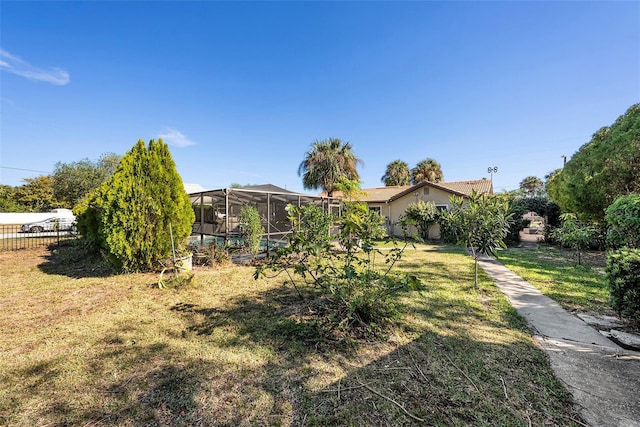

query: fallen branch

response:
[357,380,426,423]
[500,376,508,400]
[444,353,480,393]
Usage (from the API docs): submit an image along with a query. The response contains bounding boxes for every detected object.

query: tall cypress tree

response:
[77,139,194,271]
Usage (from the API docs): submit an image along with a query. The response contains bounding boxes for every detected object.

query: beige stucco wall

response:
[368,186,455,240]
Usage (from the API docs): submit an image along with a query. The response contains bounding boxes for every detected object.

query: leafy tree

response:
[76,139,194,271]
[519,176,543,198]
[443,192,512,287]
[381,160,411,186]
[400,200,438,241]
[605,193,640,249]
[552,213,598,265]
[298,138,362,197]
[0,185,27,212]
[239,205,265,257]
[53,153,120,209]
[547,103,640,221]
[13,176,59,212]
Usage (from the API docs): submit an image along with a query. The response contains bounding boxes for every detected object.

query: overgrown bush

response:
[75,139,194,271]
[189,241,230,266]
[606,249,640,322]
[400,200,438,241]
[255,202,421,338]
[606,193,640,249]
[239,205,264,256]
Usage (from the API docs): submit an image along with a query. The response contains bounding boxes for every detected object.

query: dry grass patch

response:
[0,243,585,426]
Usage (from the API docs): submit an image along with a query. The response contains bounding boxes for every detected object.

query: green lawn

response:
[498,245,611,314]
[0,243,584,426]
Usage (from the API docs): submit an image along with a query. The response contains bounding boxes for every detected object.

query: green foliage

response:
[298,138,362,197]
[239,205,264,256]
[606,249,640,321]
[381,159,411,186]
[255,201,421,337]
[502,196,561,245]
[443,191,512,286]
[13,176,59,212]
[53,153,120,209]
[547,103,640,221]
[400,200,438,241]
[0,185,27,212]
[605,193,640,249]
[76,139,194,271]
[411,158,443,184]
[552,213,598,265]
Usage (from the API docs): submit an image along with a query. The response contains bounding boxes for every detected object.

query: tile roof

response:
[438,179,493,196]
[360,186,412,202]
[359,179,493,203]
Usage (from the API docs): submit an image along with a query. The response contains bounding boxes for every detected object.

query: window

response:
[435,204,448,212]
[369,206,382,216]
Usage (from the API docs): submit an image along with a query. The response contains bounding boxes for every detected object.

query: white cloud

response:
[158,127,196,148]
[0,49,70,86]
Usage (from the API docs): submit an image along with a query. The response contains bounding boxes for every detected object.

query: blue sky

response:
[1,1,639,195]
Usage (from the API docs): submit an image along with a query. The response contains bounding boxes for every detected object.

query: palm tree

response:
[298,138,362,197]
[411,158,443,184]
[519,176,543,198]
[381,160,411,186]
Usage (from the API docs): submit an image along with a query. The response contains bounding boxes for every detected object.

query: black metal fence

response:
[0,224,79,251]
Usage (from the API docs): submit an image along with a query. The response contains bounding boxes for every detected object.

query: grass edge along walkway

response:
[478,254,640,427]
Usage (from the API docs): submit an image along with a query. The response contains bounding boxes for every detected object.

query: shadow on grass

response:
[37,241,118,278]
[4,245,587,426]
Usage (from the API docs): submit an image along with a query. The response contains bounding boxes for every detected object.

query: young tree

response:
[519,176,543,198]
[298,138,362,197]
[552,213,597,265]
[411,158,443,184]
[239,205,265,257]
[53,153,120,209]
[445,192,512,287]
[381,160,411,186]
[76,139,194,271]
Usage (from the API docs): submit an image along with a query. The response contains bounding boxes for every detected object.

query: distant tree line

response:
[0,153,120,213]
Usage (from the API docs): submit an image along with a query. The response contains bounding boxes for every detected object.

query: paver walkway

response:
[477,255,640,427]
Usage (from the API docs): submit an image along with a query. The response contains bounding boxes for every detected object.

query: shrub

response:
[400,200,438,241]
[75,139,194,271]
[239,206,264,256]
[189,241,230,266]
[605,193,640,249]
[255,201,421,338]
[607,249,640,322]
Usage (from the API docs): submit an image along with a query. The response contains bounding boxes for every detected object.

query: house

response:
[358,179,493,239]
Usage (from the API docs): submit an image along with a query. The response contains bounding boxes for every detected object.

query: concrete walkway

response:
[478,256,640,427]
